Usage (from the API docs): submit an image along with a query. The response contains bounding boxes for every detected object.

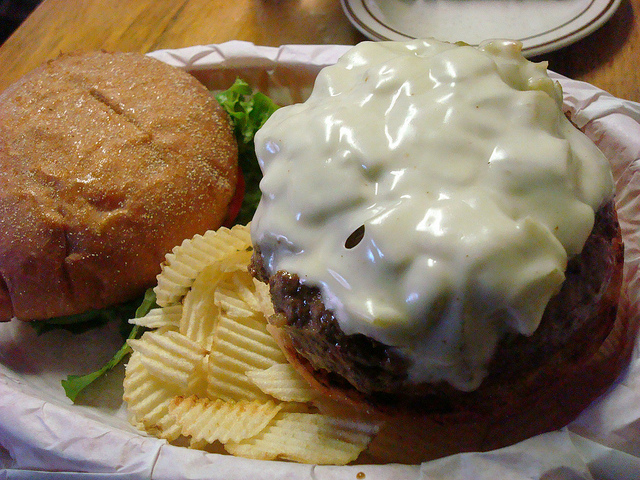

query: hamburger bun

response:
[0,51,238,321]
[249,39,634,462]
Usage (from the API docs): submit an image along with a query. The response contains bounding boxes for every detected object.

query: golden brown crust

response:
[0,51,238,321]
[266,208,632,463]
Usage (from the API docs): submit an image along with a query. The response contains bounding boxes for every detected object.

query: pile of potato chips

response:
[123,224,380,465]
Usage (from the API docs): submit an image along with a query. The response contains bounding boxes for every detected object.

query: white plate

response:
[341,0,621,57]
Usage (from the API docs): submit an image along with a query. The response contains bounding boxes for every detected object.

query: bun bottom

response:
[369,292,636,464]
[267,282,636,464]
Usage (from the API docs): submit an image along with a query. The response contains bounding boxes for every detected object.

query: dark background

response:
[1,0,40,44]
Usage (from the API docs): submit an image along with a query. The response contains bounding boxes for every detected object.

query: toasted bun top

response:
[0,51,238,321]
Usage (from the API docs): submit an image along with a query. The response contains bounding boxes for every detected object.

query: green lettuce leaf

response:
[30,296,142,336]
[61,289,157,402]
[216,78,279,225]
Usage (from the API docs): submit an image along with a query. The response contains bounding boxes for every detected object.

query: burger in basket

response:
[124,38,632,465]
[248,38,630,462]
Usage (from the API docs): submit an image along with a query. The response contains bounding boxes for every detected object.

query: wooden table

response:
[0,0,639,102]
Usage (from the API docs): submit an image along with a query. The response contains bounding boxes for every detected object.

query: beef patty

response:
[250,200,624,414]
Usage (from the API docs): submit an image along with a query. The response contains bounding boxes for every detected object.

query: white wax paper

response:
[1,41,640,480]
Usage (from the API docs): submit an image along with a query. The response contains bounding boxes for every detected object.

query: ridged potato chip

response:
[155,225,252,307]
[123,352,183,441]
[169,395,283,444]
[206,313,289,401]
[130,305,182,329]
[180,265,224,350]
[246,364,316,403]
[128,328,206,388]
[251,279,275,318]
[179,248,256,348]
[215,287,258,319]
[224,411,380,465]
[213,314,286,367]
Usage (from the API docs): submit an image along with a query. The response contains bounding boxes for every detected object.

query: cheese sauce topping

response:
[251,39,614,391]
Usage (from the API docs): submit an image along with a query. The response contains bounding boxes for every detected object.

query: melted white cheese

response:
[251,39,614,391]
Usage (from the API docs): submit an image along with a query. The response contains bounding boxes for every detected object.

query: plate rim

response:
[340,0,622,57]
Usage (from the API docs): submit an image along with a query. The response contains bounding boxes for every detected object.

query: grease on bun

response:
[0,51,238,321]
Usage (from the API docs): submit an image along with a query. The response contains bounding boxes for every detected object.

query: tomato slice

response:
[223,165,246,227]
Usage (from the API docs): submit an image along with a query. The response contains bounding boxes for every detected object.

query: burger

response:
[0,51,238,322]
[249,39,631,462]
